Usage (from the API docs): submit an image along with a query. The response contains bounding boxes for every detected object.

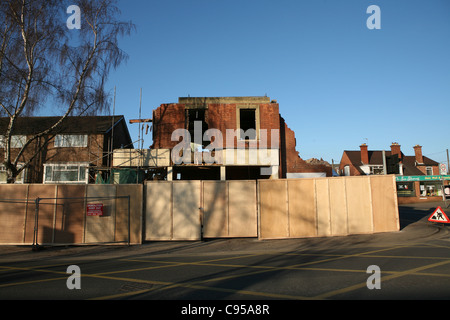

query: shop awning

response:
[396,175,450,182]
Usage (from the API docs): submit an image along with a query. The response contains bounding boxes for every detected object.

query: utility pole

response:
[138,88,142,184]
[110,86,116,170]
[447,149,449,175]
[127,89,156,183]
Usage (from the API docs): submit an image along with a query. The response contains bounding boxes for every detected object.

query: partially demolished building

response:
[114,97,331,180]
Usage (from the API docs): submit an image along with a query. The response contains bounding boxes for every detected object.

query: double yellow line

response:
[1,243,449,300]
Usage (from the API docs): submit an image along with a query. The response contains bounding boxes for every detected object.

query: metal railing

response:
[32,195,131,251]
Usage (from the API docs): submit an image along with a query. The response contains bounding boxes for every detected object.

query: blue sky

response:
[102,0,450,165]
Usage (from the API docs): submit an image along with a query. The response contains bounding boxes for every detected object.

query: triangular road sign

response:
[428,206,450,224]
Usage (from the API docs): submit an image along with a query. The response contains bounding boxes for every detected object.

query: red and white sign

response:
[444,185,450,200]
[428,206,450,224]
[87,203,104,216]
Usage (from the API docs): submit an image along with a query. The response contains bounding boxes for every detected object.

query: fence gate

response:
[145,180,258,240]
[202,180,257,238]
[145,181,201,241]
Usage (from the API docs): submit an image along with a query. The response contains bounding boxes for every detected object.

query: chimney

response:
[414,145,424,164]
[390,142,402,160]
[360,143,369,164]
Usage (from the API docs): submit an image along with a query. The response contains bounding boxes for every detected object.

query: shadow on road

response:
[398,201,449,230]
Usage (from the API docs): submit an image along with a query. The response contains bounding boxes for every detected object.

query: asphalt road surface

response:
[0,201,449,314]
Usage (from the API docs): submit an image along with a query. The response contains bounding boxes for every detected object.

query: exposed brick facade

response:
[151,97,332,178]
[152,101,282,150]
[152,103,186,149]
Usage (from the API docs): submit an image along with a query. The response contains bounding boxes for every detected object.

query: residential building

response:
[340,143,440,177]
[114,96,332,180]
[0,116,133,184]
[340,143,448,203]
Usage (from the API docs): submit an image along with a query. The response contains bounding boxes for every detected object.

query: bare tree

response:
[0,0,134,183]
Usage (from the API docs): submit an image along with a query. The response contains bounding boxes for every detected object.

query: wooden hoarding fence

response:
[32,195,131,250]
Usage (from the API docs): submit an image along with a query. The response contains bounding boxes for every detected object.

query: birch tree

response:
[0,0,134,183]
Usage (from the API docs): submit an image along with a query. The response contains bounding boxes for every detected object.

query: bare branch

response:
[0,102,12,118]
[1,0,134,183]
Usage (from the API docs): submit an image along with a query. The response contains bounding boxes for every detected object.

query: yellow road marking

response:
[2,243,450,300]
[0,276,67,288]
[88,272,310,300]
[97,246,411,300]
[314,259,450,299]
[90,288,154,300]
[95,253,268,276]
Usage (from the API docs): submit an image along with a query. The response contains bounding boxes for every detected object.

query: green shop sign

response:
[396,175,450,182]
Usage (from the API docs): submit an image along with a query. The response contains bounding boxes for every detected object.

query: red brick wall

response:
[208,104,235,134]
[152,102,281,149]
[151,101,332,177]
[1,133,106,183]
[414,145,424,164]
[208,104,236,148]
[281,120,332,177]
[339,152,363,176]
[152,104,186,149]
[360,144,369,164]
[416,165,440,176]
[391,144,402,159]
[259,103,280,150]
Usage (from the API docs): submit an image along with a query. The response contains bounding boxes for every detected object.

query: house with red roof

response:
[339,143,448,203]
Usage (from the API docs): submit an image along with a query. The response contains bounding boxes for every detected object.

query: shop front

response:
[396,175,450,204]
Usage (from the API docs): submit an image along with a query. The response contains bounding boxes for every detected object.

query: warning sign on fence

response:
[428,206,450,224]
[87,203,104,216]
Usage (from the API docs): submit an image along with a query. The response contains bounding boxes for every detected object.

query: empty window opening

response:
[187,109,208,148]
[239,109,256,140]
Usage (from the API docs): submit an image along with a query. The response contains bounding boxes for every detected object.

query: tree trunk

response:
[4,161,18,184]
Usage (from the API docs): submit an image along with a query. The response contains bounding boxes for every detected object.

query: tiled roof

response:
[343,150,439,176]
[0,116,126,135]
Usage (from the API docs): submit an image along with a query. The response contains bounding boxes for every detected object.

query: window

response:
[396,182,415,197]
[44,163,89,184]
[238,108,258,140]
[426,167,433,176]
[344,165,350,176]
[361,165,384,175]
[420,181,442,197]
[186,109,208,148]
[0,164,26,184]
[370,165,384,175]
[54,135,88,148]
[0,135,26,149]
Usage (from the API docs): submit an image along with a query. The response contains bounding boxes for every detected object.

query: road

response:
[0,201,449,313]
